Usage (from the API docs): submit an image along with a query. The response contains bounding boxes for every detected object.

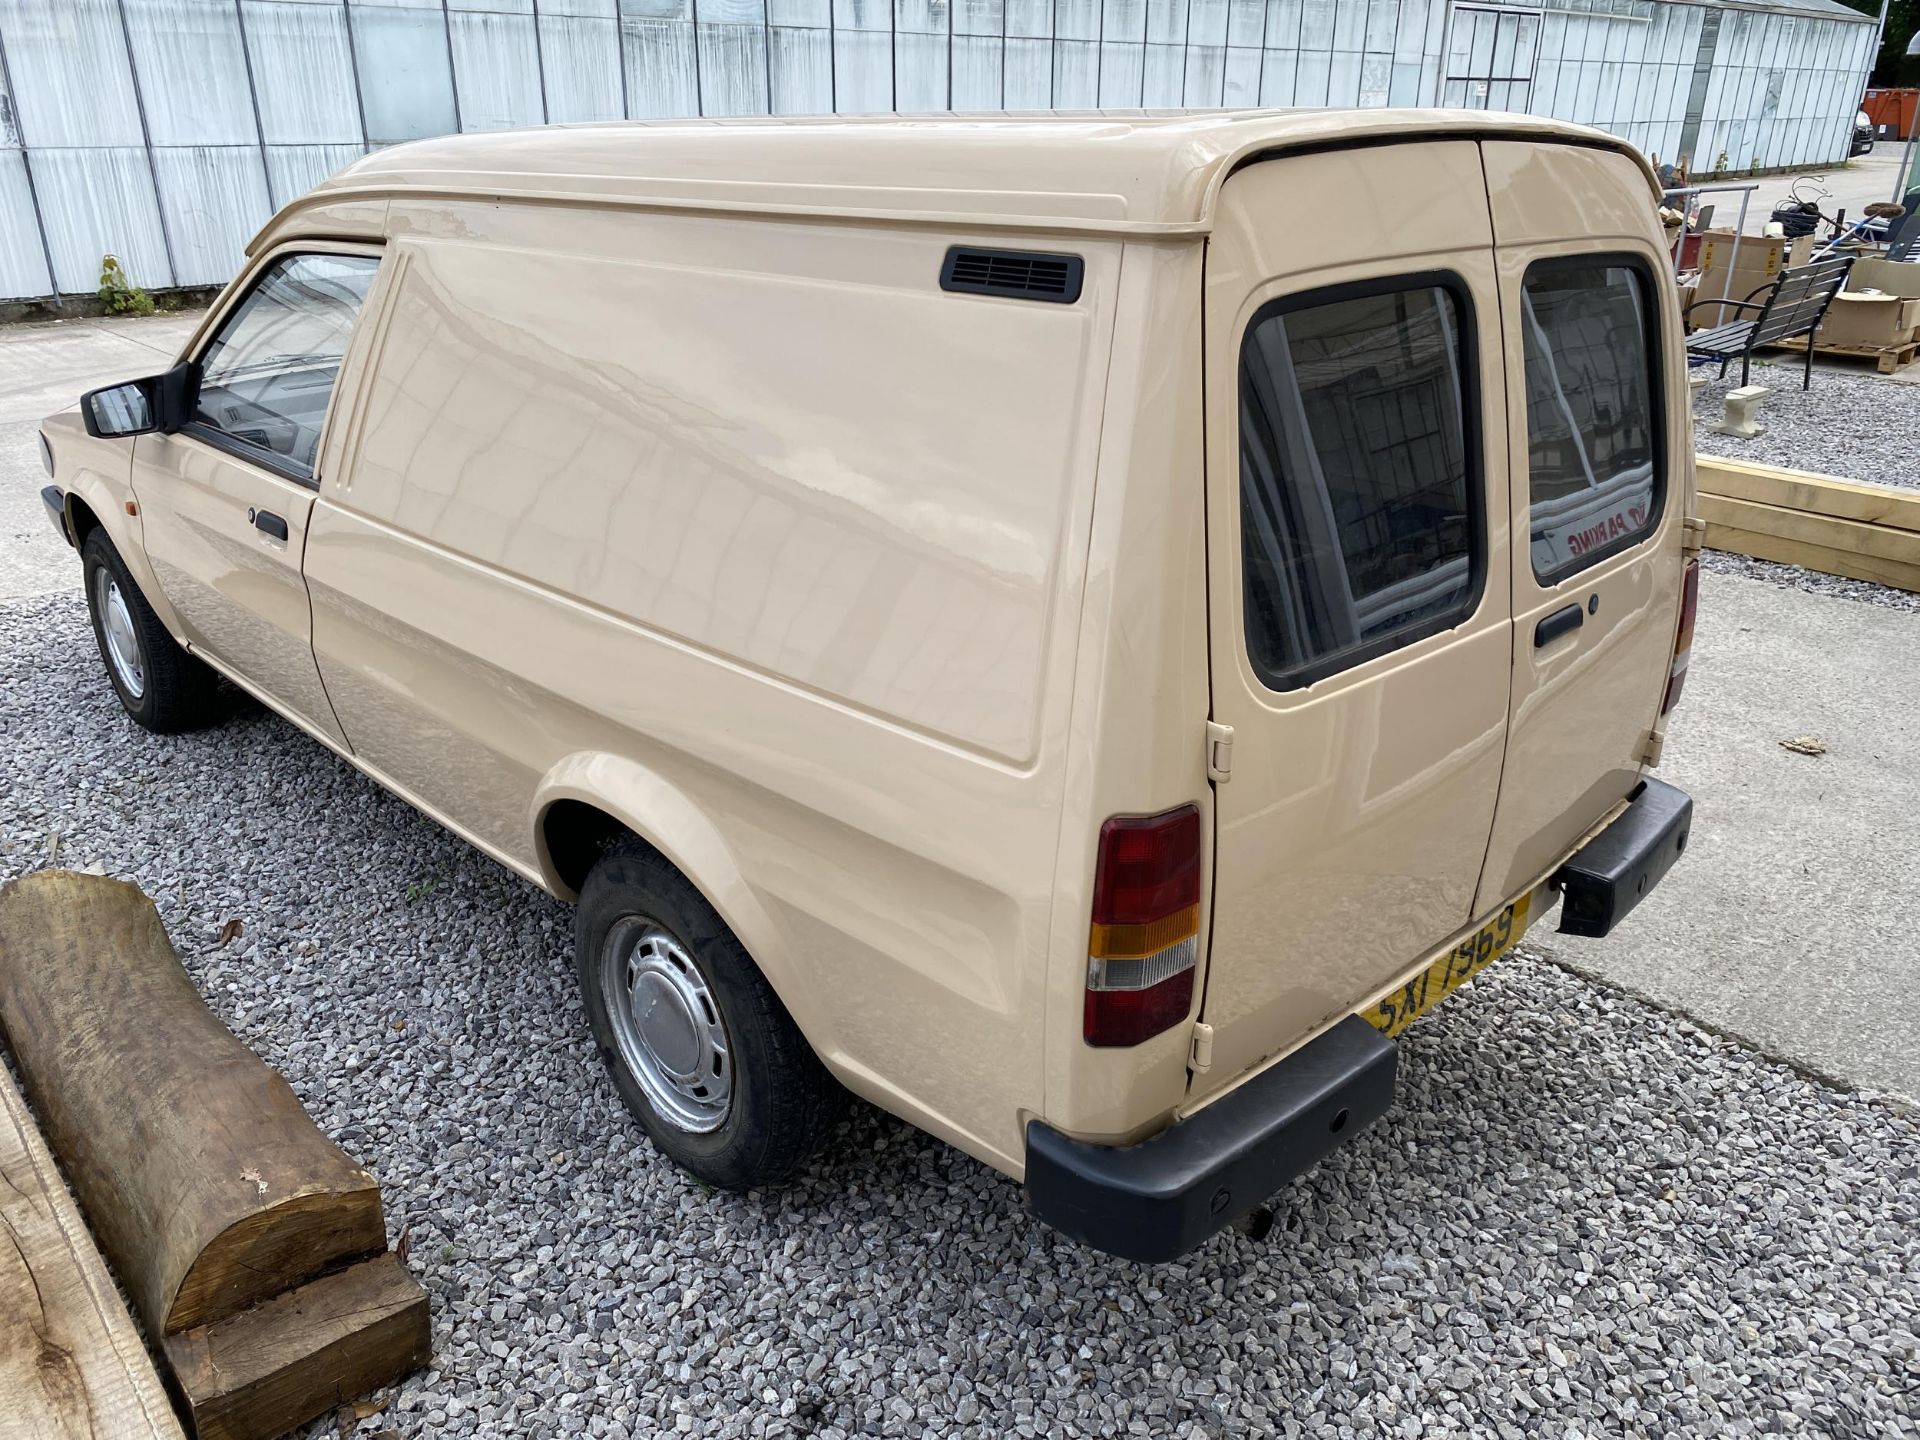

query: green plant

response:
[98,254,156,316]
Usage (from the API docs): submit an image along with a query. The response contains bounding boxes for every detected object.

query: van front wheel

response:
[81,529,223,733]
[574,845,841,1189]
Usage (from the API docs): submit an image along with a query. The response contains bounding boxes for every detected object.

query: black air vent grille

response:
[940,246,1085,304]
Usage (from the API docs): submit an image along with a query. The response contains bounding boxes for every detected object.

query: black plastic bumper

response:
[1025,1016,1397,1262]
[1554,777,1693,938]
[41,485,70,546]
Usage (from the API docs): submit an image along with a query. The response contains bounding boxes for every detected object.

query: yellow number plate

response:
[1364,892,1532,1038]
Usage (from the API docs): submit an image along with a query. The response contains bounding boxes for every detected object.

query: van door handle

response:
[1534,603,1584,648]
[250,508,288,543]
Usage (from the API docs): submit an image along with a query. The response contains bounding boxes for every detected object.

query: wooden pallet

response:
[1694,456,1920,594]
[1761,334,1920,374]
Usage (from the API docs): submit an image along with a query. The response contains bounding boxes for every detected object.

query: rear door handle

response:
[249,508,288,543]
[1534,602,1584,648]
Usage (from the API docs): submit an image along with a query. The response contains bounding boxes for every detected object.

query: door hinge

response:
[1189,1020,1215,1073]
[1641,723,1666,769]
[1682,515,1707,556]
[1205,720,1234,783]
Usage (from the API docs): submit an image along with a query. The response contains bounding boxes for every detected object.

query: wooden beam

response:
[1698,520,1920,593]
[0,1061,185,1440]
[1699,494,1920,569]
[0,871,386,1338]
[163,1254,430,1440]
[1696,456,1920,535]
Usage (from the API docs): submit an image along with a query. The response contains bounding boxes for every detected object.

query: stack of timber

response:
[1695,456,1920,594]
[0,870,429,1440]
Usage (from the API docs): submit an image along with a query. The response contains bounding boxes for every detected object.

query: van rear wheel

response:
[81,529,224,733]
[574,844,841,1189]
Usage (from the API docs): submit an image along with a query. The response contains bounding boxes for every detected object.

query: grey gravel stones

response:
[1691,363,1920,490]
[4,589,1918,1438]
[1690,364,1920,614]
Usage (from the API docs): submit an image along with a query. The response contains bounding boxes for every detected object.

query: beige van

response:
[39,110,1696,1260]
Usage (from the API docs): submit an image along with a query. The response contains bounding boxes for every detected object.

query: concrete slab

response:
[1538,568,1920,1104]
[0,312,202,599]
[1718,150,1910,235]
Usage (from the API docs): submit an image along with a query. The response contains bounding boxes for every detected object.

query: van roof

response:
[305,109,1657,241]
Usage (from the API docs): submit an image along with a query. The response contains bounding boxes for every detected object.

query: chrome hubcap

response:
[601,918,731,1133]
[94,568,145,699]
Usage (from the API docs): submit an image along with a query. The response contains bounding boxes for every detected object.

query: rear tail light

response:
[1662,558,1699,714]
[1084,805,1201,1047]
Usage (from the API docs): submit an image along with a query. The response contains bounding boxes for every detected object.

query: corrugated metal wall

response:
[0,0,1877,302]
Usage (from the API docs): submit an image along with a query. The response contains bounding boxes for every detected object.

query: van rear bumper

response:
[1024,1016,1396,1262]
[1553,777,1693,938]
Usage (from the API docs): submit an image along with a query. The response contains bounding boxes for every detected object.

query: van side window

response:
[1521,260,1662,582]
[1239,279,1480,691]
[191,253,381,482]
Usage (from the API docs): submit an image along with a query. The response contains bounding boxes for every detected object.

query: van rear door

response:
[1473,142,1689,908]
[1192,142,1513,1101]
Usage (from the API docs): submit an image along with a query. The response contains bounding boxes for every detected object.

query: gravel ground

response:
[4,589,1920,1439]
[1698,548,1920,616]
[1690,362,1920,488]
[1689,363,1920,615]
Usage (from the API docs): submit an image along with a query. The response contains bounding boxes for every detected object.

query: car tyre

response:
[81,528,224,733]
[575,842,842,1189]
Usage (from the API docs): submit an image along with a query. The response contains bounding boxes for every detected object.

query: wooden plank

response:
[0,871,386,1338]
[0,1062,185,1440]
[1702,520,1920,593]
[1696,457,1920,535]
[162,1254,430,1440]
[1699,494,1920,569]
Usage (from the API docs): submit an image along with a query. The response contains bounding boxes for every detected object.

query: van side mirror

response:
[80,361,197,439]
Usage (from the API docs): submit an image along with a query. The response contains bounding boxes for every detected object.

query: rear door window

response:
[1521,259,1663,582]
[1239,277,1482,691]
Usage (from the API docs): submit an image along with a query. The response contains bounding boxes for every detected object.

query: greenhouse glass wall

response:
[0,0,1880,302]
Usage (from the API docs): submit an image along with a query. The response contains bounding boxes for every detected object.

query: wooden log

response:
[0,871,386,1336]
[162,1254,430,1440]
[0,1060,186,1440]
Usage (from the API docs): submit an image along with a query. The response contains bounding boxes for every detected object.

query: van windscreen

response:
[1238,279,1480,691]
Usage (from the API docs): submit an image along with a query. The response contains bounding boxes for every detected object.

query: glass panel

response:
[952,34,1005,107]
[1239,283,1477,689]
[449,11,545,129]
[539,13,625,121]
[193,253,380,477]
[1099,40,1145,103]
[770,25,834,113]
[622,17,698,117]
[1521,262,1660,583]
[151,145,273,287]
[697,23,772,115]
[242,1,364,145]
[124,0,257,146]
[0,0,145,146]
[351,6,460,143]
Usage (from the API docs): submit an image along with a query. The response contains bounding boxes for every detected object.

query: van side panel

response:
[302,204,1118,1174]
[1474,142,1688,906]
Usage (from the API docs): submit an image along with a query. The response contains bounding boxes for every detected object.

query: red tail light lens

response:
[1662,558,1699,714]
[1084,805,1202,1047]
